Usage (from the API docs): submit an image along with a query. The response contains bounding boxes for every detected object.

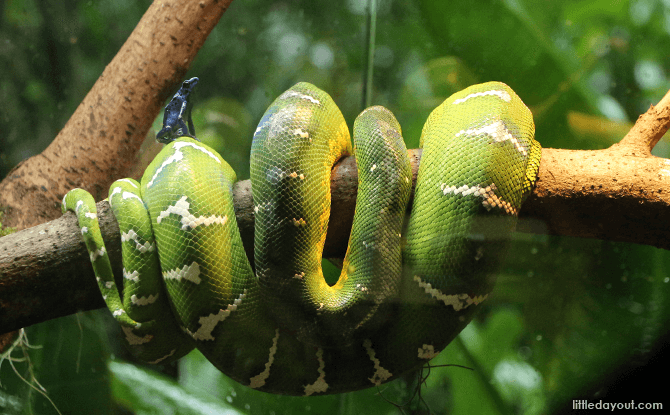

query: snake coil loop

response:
[63,81,540,395]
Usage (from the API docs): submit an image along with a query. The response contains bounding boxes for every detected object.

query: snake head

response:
[156,77,200,144]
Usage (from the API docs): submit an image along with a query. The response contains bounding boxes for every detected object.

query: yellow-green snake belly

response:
[62,81,541,395]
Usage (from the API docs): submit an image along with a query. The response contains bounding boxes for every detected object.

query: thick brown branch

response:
[4,136,670,333]
[0,0,233,231]
[610,87,670,156]
[519,147,670,249]
[518,85,670,247]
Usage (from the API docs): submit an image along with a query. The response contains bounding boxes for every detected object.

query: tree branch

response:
[519,87,670,249]
[0,0,234,349]
[2,83,670,333]
[0,0,233,231]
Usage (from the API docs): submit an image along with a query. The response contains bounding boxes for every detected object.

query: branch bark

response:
[519,88,670,248]
[0,0,233,231]
[1,83,670,334]
[0,0,234,347]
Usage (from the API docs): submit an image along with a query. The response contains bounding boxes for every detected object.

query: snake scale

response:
[63,80,541,396]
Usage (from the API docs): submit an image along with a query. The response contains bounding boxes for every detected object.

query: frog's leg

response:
[177,100,194,138]
[185,100,196,138]
[186,111,196,138]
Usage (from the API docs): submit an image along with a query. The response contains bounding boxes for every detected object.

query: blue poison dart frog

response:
[156,77,199,143]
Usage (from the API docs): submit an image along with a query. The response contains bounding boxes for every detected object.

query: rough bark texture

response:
[519,88,670,248]
[519,147,670,249]
[0,0,233,231]
[0,0,234,347]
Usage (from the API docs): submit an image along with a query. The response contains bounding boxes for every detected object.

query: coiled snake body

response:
[63,81,540,395]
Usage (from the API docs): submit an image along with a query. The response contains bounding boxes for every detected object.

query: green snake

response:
[62,81,540,396]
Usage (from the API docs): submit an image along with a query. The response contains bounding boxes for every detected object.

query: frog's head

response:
[182,77,199,92]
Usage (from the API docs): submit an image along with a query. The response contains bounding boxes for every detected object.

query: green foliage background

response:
[2,0,670,414]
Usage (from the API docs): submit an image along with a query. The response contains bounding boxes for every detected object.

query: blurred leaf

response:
[493,235,670,410]
[18,312,112,415]
[418,0,600,149]
[567,111,632,144]
[192,97,254,180]
[397,57,479,147]
[110,360,244,415]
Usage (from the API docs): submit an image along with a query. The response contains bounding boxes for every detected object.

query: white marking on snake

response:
[121,229,155,253]
[81,227,88,235]
[441,183,488,197]
[440,183,517,215]
[121,191,143,202]
[364,339,392,385]
[147,141,220,187]
[191,290,247,341]
[304,348,329,396]
[173,141,220,163]
[370,163,377,172]
[157,196,227,230]
[110,187,121,197]
[452,89,511,105]
[164,262,202,284]
[281,90,321,105]
[131,293,159,306]
[105,281,114,289]
[183,327,196,339]
[455,120,527,155]
[123,268,139,282]
[418,344,439,359]
[113,309,125,316]
[90,247,106,261]
[116,179,138,188]
[121,326,153,345]
[288,171,306,180]
[84,212,97,220]
[293,128,311,140]
[249,329,280,389]
[255,112,274,136]
[75,200,84,213]
[292,218,307,227]
[356,283,369,292]
[147,148,184,187]
[147,349,176,364]
[413,276,489,311]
